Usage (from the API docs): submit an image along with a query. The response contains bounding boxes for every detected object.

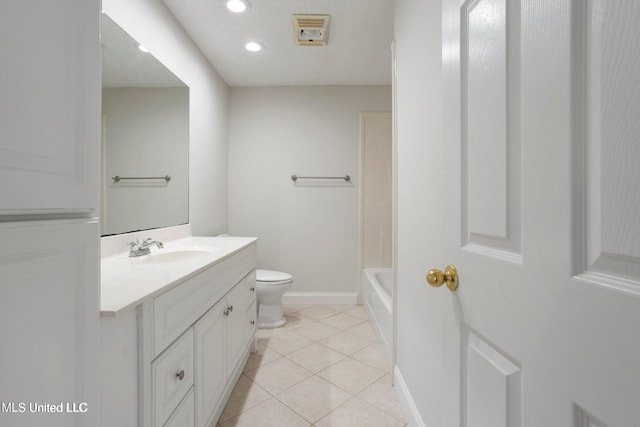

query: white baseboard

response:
[394,365,426,427]
[282,292,358,305]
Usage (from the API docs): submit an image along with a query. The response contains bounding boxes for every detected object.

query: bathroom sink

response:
[141,249,216,264]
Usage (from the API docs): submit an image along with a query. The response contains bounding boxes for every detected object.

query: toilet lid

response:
[256,269,293,282]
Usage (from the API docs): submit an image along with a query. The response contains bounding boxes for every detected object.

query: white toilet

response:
[256,269,293,328]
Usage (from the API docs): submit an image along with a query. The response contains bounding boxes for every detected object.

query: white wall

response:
[394,0,446,425]
[228,86,391,297]
[103,0,229,236]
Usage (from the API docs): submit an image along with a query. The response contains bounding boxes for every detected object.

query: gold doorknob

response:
[426,264,458,291]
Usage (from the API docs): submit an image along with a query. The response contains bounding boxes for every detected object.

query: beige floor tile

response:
[350,342,392,372]
[297,305,339,320]
[244,357,312,395]
[218,375,271,423]
[315,397,405,427]
[218,305,407,427]
[258,329,314,355]
[322,304,353,312]
[283,304,309,315]
[285,342,346,373]
[319,330,374,355]
[342,305,369,320]
[358,375,407,423]
[320,312,367,330]
[256,327,284,340]
[346,320,378,341]
[317,357,386,395]
[281,312,321,331]
[220,397,310,427]
[276,375,353,424]
[294,321,342,341]
[243,342,282,372]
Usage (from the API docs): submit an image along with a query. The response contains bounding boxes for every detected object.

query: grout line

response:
[222,304,406,426]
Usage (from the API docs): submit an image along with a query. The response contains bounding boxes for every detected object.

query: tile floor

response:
[217,304,407,427]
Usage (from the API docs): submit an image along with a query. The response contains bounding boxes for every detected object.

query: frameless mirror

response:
[101,14,189,236]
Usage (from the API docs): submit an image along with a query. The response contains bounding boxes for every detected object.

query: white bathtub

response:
[363,268,393,361]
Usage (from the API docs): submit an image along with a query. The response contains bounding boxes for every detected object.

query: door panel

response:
[464,0,508,239]
[0,0,99,214]
[0,220,99,427]
[461,0,522,259]
[465,332,521,427]
[573,0,640,285]
[441,0,640,426]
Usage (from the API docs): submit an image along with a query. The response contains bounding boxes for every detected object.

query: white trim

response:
[358,112,365,305]
[391,39,399,374]
[394,366,427,427]
[281,292,358,305]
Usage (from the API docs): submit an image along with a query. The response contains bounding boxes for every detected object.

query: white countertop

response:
[101,235,258,317]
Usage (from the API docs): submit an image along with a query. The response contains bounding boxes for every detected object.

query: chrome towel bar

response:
[291,175,351,182]
[112,175,171,182]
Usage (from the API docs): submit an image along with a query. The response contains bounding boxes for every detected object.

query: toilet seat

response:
[256,269,293,286]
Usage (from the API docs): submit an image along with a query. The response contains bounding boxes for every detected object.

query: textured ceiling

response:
[162,0,394,87]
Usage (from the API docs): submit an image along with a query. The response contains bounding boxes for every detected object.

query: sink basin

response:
[141,249,215,264]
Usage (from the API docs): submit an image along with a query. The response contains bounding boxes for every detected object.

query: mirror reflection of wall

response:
[101,14,189,236]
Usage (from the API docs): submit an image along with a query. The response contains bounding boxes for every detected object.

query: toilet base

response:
[257,301,287,329]
[257,318,286,329]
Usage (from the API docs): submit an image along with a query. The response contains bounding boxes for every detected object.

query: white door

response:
[437,0,640,425]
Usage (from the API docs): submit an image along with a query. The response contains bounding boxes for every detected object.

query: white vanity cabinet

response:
[138,245,257,427]
[101,240,257,427]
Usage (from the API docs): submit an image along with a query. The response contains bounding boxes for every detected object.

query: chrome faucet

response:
[127,237,164,257]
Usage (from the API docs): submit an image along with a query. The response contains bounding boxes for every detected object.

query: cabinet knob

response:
[229,305,234,312]
[223,308,229,317]
[250,320,255,325]
[176,370,185,381]
[250,287,255,292]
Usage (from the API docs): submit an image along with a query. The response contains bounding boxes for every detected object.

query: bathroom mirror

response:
[101,14,189,236]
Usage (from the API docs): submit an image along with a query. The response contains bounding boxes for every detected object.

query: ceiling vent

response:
[293,14,330,46]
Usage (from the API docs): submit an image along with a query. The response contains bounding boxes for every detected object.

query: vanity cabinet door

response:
[246,270,257,306]
[0,0,100,214]
[226,281,248,368]
[246,300,257,348]
[195,301,227,427]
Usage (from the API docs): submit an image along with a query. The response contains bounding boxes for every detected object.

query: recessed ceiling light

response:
[226,0,249,13]
[245,41,263,52]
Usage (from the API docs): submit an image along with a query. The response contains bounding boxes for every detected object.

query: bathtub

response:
[363,268,393,361]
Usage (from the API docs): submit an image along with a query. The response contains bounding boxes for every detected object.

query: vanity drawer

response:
[153,246,256,356]
[153,329,194,427]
